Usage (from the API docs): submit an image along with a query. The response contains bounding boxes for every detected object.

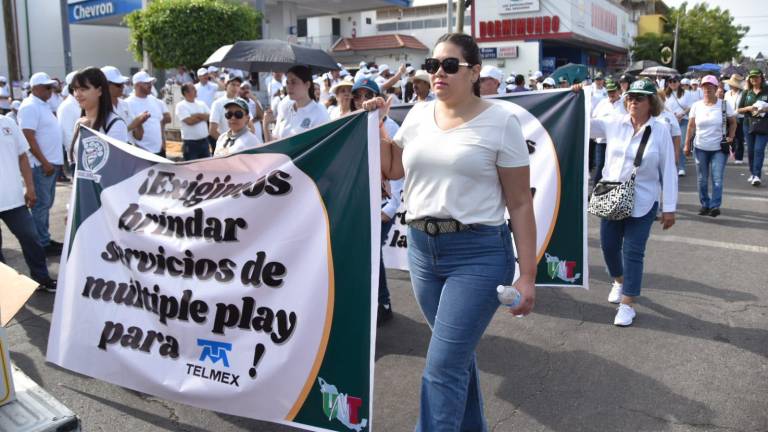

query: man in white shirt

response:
[0,115,56,291]
[0,76,11,114]
[690,79,703,102]
[375,64,393,89]
[126,71,169,155]
[265,71,284,99]
[18,72,65,254]
[47,78,64,114]
[194,67,219,108]
[410,70,435,103]
[175,83,210,160]
[479,65,503,97]
[101,66,146,144]
[590,73,608,113]
[209,73,245,152]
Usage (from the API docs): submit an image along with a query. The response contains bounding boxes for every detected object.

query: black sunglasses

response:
[626,94,648,102]
[353,91,375,100]
[225,111,246,119]
[423,57,472,74]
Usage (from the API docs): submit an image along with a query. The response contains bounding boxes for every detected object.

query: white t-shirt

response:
[125,94,165,153]
[47,93,63,113]
[393,100,529,225]
[658,110,682,138]
[18,95,64,166]
[273,100,330,139]
[71,112,129,159]
[194,81,219,108]
[175,99,210,140]
[213,129,264,156]
[689,100,734,151]
[724,90,744,119]
[0,115,30,211]
[57,96,81,151]
[665,91,693,120]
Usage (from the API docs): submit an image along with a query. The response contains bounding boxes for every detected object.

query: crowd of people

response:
[0,31,766,432]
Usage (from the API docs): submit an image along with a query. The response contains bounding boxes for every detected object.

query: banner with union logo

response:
[47,112,380,431]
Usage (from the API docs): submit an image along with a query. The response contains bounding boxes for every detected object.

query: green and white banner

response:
[385,90,589,288]
[47,112,380,432]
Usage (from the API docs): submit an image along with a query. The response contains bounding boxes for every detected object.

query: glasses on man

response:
[225,111,246,119]
[423,57,472,74]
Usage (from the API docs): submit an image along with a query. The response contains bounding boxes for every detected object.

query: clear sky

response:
[662,0,767,58]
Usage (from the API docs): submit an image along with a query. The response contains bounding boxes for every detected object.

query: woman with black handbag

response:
[584,80,678,326]
[737,69,768,186]
[684,75,736,217]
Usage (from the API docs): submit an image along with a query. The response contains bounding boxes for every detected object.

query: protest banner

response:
[385,90,589,288]
[47,111,381,432]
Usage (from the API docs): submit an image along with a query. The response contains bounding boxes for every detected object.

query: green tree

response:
[125,0,261,70]
[630,2,748,72]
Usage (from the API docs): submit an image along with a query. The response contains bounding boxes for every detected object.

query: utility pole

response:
[3,0,22,83]
[672,12,680,70]
[456,0,466,33]
[59,0,72,73]
[446,0,452,33]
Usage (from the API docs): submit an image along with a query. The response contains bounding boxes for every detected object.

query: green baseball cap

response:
[605,79,618,92]
[748,69,763,78]
[223,97,249,113]
[626,79,656,95]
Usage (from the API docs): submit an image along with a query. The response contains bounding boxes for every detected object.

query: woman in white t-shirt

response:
[262,65,330,141]
[214,98,264,157]
[664,76,693,175]
[69,67,129,161]
[685,75,736,217]
[364,33,535,431]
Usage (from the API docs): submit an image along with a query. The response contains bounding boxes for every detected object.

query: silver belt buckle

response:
[424,219,440,236]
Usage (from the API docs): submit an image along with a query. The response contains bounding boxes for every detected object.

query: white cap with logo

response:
[30,72,57,87]
[101,66,130,84]
[132,70,156,85]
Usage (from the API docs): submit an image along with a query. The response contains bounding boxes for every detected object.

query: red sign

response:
[591,4,617,35]
[478,16,560,41]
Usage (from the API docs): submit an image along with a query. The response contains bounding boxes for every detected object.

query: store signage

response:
[498,46,519,58]
[498,0,540,14]
[480,48,498,59]
[591,3,618,35]
[478,16,561,41]
[68,0,142,23]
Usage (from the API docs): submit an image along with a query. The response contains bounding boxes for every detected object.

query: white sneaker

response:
[614,304,636,327]
[754,177,762,187]
[607,281,622,304]
[678,169,686,177]
[734,160,744,165]
[748,175,756,184]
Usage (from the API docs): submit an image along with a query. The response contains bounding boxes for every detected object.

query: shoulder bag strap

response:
[721,100,728,139]
[633,125,652,168]
[104,116,124,134]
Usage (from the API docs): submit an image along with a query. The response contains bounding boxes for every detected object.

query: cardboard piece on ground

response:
[0,262,38,327]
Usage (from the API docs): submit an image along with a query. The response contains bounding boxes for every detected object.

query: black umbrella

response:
[626,60,661,74]
[204,40,339,73]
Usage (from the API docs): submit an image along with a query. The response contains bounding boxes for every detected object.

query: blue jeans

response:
[694,148,726,209]
[379,218,394,306]
[600,203,658,297]
[0,205,50,283]
[31,164,61,246]
[744,124,768,179]
[182,138,211,161]
[678,119,689,171]
[592,142,606,185]
[408,223,514,432]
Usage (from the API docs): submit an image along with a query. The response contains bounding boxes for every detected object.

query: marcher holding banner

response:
[587,80,678,327]
[367,33,536,431]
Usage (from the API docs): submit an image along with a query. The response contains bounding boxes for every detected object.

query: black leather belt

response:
[408,217,470,236]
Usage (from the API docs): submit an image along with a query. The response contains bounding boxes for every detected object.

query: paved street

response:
[3,159,767,432]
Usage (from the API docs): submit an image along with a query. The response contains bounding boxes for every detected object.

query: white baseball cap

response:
[406,65,415,74]
[543,77,556,86]
[197,67,208,77]
[691,78,700,85]
[207,66,219,74]
[30,72,56,87]
[10,100,20,110]
[132,70,155,85]
[681,78,690,85]
[480,65,503,84]
[340,69,350,77]
[359,61,367,68]
[22,81,30,89]
[64,70,77,86]
[101,66,130,84]
[534,71,543,78]
[378,64,390,74]
[413,70,431,87]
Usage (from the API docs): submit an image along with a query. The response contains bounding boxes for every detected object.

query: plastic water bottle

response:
[497,285,521,308]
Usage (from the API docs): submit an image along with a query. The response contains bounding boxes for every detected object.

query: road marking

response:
[587,230,768,254]
[678,191,768,203]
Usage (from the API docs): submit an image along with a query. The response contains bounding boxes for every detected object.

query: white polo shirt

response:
[18,94,64,166]
[273,100,330,139]
[590,114,678,217]
[0,116,30,211]
[194,81,219,108]
[213,129,264,156]
[175,99,210,140]
[57,95,81,151]
[125,94,165,153]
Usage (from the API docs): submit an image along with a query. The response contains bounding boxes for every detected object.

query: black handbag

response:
[749,115,768,135]
[588,126,652,220]
[720,101,730,155]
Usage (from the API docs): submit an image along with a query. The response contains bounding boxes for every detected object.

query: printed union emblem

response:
[318,377,367,431]
[545,253,581,283]
[81,136,109,173]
